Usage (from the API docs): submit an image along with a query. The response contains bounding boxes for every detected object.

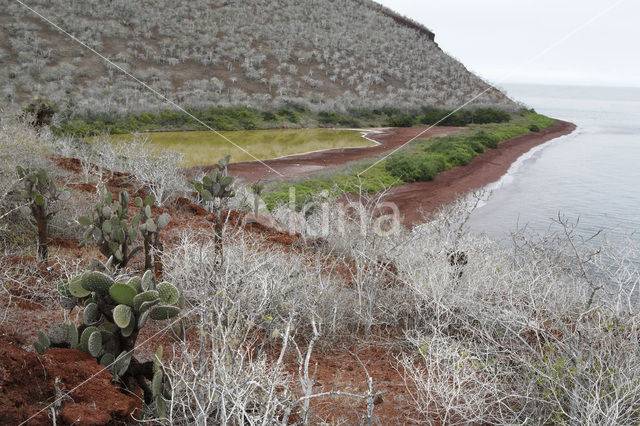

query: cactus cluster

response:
[194,155,235,208]
[79,190,140,268]
[135,194,170,271]
[35,259,181,407]
[78,190,171,271]
[15,166,70,263]
[194,156,236,262]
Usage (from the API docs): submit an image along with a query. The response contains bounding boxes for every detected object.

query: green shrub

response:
[385,153,445,182]
[472,108,511,124]
[468,131,501,149]
[386,114,416,128]
[529,124,541,132]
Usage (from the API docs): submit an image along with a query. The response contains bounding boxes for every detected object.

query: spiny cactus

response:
[78,190,142,268]
[134,194,170,273]
[194,155,236,262]
[15,166,71,263]
[34,261,183,406]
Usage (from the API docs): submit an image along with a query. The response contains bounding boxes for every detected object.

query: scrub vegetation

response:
[1,120,638,425]
[1,0,516,118]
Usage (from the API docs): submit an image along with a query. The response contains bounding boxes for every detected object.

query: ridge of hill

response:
[1,0,516,118]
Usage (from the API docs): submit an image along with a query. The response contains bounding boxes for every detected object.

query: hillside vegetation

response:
[1,0,516,119]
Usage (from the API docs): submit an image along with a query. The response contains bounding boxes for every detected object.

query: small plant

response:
[15,167,70,263]
[22,97,58,128]
[194,155,235,261]
[135,194,171,274]
[35,260,182,408]
[78,190,141,269]
[249,180,265,219]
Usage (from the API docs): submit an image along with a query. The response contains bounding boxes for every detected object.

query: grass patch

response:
[107,129,373,166]
[262,111,555,209]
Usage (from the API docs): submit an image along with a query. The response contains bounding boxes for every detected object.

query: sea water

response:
[468,84,640,257]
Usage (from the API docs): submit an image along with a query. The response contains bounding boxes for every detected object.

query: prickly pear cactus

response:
[34,262,184,407]
[193,155,236,211]
[78,190,142,268]
[15,166,71,263]
[134,194,170,272]
[193,156,236,263]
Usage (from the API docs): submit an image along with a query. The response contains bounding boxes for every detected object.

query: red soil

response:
[0,338,140,425]
[384,120,576,225]
[224,126,466,182]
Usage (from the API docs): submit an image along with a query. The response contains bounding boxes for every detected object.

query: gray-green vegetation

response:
[1,0,516,117]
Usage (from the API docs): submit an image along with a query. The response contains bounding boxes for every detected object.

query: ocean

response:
[468,83,640,255]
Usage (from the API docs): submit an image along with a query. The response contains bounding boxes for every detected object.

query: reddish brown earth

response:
[0,338,140,425]
[384,120,576,225]
[224,126,466,182]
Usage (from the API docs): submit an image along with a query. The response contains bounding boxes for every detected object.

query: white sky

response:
[375,0,640,88]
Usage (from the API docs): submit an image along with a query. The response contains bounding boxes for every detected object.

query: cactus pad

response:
[48,323,69,345]
[69,323,78,349]
[121,319,136,337]
[127,277,143,293]
[59,295,78,311]
[69,273,91,298]
[83,271,115,294]
[157,282,179,305]
[83,302,99,324]
[141,270,154,291]
[153,346,163,372]
[113,304,132,328]
[113,351,132,378]
[109,283,137,306]
[152,369,163,397]
[55,279,71,297]
[88,330,102,357]
[37,331,50,349]
[80,326,99,352]
[100,353,115,368]
[133,290,159,311]
[157,213,170,229]
[34,341,46,354]
[150,305,181,321]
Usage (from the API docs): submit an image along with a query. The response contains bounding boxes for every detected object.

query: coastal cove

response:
[468,84,640,252]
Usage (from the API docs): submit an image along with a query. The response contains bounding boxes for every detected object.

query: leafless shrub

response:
[395,200,640,424]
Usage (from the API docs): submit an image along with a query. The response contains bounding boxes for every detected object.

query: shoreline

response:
[383,119,577,226]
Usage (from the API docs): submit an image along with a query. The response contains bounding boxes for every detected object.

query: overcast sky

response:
[375,0,640,88]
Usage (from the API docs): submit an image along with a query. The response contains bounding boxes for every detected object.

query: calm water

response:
[468,84,640,251]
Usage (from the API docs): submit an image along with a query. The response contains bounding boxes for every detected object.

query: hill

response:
[1,0,517,118]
